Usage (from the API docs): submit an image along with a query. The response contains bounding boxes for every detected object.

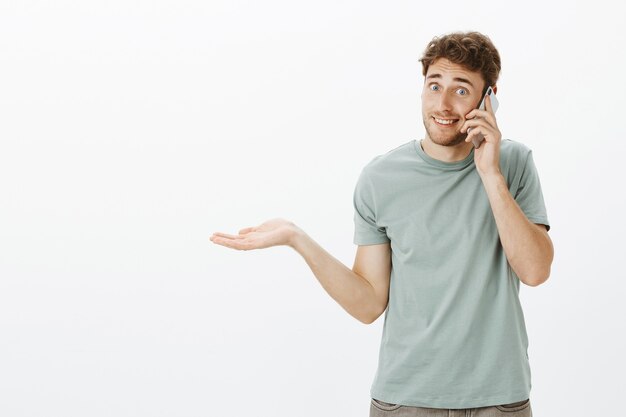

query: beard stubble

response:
[423,118,469,147]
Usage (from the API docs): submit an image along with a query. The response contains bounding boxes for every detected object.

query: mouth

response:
[432,116,460,127]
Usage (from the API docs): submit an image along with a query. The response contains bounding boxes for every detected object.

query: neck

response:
[420,136,474,163]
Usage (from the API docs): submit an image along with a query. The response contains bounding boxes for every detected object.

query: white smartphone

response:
[469,86,499,149]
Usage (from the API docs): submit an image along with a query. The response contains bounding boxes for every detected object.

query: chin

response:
[425,126,467,147]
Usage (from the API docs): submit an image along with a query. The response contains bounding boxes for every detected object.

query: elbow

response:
[360,317,375,325]
[359,313,379,325]
[360,306,387,325]
[521,247,554,287]
[523,267,551,287]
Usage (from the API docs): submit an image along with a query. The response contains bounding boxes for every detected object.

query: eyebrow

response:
[425,73,475,88]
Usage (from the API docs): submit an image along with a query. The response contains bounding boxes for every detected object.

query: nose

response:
[437,93,453,112]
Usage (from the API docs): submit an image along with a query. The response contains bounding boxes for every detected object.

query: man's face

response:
[421,58,486,147]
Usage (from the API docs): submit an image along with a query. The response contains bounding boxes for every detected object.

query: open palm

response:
[209,218,296,251]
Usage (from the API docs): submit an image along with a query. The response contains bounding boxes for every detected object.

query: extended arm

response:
[210,218,388,323]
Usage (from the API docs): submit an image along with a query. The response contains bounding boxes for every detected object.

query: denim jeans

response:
[370,398,532,417]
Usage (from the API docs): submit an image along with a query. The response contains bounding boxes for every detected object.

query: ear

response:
[492,85,498,95]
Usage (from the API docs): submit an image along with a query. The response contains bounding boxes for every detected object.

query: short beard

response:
[423,119,468,147]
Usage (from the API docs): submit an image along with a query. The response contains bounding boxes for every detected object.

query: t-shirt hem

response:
[527,217,550,231]
[354,237,391,245]
[370,389,531,409]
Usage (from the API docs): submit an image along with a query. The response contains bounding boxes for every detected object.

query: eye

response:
[430,84,439,91]
[457,88,468,95]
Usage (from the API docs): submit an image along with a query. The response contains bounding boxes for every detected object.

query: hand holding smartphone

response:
[468,86,499,149]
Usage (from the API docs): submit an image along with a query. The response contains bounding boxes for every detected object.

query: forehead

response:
[425,58,483,86]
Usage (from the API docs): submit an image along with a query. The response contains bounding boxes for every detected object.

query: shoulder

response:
[360,140,415,178]
[500,139,533,169]
[501,138,532,158]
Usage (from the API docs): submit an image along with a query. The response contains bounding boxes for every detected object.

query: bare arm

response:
[462,95,553,286]
[289,227,390,324]
[480,174,554,286]
[209,218,389,324]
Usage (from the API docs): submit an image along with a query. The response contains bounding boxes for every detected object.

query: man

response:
[210,31,552,417]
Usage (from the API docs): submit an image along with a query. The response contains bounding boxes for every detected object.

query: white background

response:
[1,1,625,416]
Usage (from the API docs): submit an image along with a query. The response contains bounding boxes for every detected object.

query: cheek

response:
[458,103,476,119]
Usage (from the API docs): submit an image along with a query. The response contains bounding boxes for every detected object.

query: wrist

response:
[479,172,508,197]
[287,224,306,250]
[479,170,505,185]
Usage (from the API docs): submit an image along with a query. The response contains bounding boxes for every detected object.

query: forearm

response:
[287,226,379,324]
[481,173,554,286]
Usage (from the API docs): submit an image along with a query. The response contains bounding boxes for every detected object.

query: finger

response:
[465,126,485,143]
[466,112,497,132]
[465,108,484,119]
[212,232,245,240]
[238,227,256,235]
[465,108,495,126]
[461,118,489,134]
[210,235,250,250]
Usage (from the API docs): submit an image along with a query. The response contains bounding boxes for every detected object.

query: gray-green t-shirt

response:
[353,139,550,409]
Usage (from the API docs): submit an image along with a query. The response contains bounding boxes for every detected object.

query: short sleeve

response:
[514,150,551,231]
[352,169,390,245]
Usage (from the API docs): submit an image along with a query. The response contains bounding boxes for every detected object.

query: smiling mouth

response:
[433,117,459,126]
